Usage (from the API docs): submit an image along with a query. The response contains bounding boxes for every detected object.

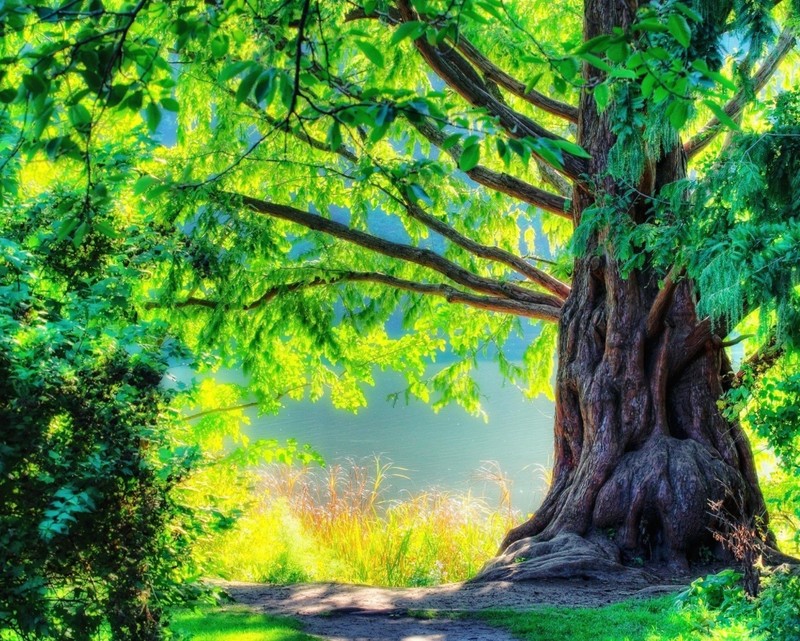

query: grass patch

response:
[171,607,317,641]
[196,459,513,587]
[471,596,760,641]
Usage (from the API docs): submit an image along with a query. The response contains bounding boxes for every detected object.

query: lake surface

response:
[245,364,555,513]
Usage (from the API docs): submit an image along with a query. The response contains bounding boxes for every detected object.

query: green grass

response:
[470,596,760,641]
[170,607,318,641]
[196,460,513,586]
[170,597,762,641]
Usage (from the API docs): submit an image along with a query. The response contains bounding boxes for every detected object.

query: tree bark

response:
[477,0,771,582]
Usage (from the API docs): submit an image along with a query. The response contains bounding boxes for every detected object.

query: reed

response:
[197,458,516,586]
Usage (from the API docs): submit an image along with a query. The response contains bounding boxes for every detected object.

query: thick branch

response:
[730,334,783,389]
[685,28,797,159]
[395,0,588,182]
[163,271,561,322]
[670,317,713,380]
[400,196,571,299]
[453,36,579,123]
[239,87,571,293]
[646,267,681,339]
[222,191,565,311]
[346,6,578,122]
[411,118,571,217]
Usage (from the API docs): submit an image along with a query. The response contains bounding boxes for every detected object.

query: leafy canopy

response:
[2,0,800,635]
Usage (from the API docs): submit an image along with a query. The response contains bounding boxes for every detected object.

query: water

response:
[245,364,555,513]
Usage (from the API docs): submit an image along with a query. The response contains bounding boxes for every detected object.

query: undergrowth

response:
[194,458,514,587]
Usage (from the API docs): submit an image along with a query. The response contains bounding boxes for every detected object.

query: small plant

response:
[750,566,800,640]
[677,569,745,611]
[708,489,767,597]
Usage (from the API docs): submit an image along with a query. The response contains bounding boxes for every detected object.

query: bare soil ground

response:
[219,578,687,641]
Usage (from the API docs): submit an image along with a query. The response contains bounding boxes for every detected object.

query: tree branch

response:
[346,6,577,123]
[669,317,713,380]
[399,195,571,299]
[730,334,783,389]
[161,270,562,322]
[345,6,577,123]
[452,36,579,123]
[219,191,565,311]
[395,0,589,182]
[646,267,681,339]
[410,117,571,217]
[234,87,571,294]
[685,27,797,159]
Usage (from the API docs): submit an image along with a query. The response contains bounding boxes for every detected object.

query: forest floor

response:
[219,576,689,641]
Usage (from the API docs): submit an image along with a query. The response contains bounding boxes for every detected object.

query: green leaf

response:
[524,72,543,94]
[68,103,91,127]
[160,97,179,112]
[674,2,702,22]
[235,67,262,103]
[703,99,741,131]
[575,34,612,54]
[327,120,342,151]
[593,83,609,112]
[23,74,46,95]
[94,221,118,238]
[667,13,691,48]
[355,40,384,67]
[557,57,579,82]
[459,143,480,172]
[606,42,629,63]
[391,20,425,45]
[549,139,591,159]
[578,53,612,73]
[691,60,737,92]
[531,139,563,169]
[133,175,157,195]
[145,101,161,132]
[609,67,637,79]
[641,73,656,99]
[667,100,689,130]
[72,221,88,247]
[219,61,249,82]
[210,34,229,59]
[0,87,19,103]
[633,18,669,33]
[253,70,276,104]
[441,133,462,150]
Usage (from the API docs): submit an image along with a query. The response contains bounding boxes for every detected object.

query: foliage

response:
[0,0,796,406]
[677,569,746,610]
[1,0,800,614]
[196,460,511,587]
[678,568,800,641]
[0,204,203,638]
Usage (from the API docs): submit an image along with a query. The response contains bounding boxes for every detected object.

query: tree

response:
[1,0,798,584]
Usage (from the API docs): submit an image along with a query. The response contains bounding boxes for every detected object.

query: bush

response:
[0,205,201,638]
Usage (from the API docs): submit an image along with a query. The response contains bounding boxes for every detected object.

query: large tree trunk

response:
[477,0,770,582]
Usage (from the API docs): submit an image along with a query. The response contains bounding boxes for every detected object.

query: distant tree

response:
[1,0,798,587]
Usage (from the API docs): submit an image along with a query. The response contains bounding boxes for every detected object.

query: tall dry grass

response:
[197,458,519,586]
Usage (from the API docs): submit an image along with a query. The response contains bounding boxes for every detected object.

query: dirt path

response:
[220,578,686,641]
